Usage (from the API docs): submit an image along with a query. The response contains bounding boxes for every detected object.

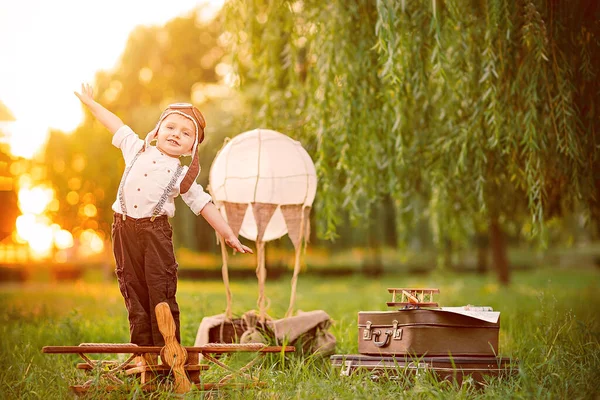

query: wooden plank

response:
[43,345,161,354]
[70,385,116,394]
[187,351,201,383]
[71,381,268,393]
[69,384,156,394]
[43,344,295,354]
[75,363,210,372]
[125,364,209,375]
[196,345,295,354]
[387,288,440,293]
[386,302,439,307]
[196,382,267,390]
[70,382,269,394]
[76,362,137,370]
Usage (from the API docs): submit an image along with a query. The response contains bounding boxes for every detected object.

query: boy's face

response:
[156,114,196,157]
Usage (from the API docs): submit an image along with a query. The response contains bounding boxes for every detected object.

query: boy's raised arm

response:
[74,83,124,134]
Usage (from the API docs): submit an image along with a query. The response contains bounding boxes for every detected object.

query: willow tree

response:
[224,0,599,284]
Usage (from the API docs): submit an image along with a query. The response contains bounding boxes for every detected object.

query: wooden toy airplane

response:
[387,288,440,308]
[42,302,294,395]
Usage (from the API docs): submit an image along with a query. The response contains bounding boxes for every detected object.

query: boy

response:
[75,83,252,346]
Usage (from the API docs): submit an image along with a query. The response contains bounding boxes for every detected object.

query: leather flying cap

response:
[161,103,206,144]
[144,103,207,194]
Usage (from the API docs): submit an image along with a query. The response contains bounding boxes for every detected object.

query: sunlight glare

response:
[82,204,98,218]
[27,223,54,256]
[15,214,36,242]
[0,0,226,160]
[79,229,105,256]
[5,120,50,159]
[54,229,74,250]
[18,185,54,215]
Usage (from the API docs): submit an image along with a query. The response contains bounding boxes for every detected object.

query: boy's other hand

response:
[74,83,95,106]
[224,235,254,254]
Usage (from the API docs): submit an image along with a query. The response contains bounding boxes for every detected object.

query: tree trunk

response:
[489,215,510,285]
[440,238,454,271]
[363,211,383,277]
[475,233,488,274]
[382,194,397,247]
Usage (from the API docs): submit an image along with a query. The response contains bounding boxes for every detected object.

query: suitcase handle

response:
[373,330,392,348]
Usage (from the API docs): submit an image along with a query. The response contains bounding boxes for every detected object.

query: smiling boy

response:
[74,83,252,347]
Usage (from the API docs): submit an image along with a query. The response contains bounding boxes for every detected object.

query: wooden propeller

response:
[155,302,191,394]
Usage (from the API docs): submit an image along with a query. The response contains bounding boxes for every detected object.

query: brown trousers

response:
[112,213,180,346]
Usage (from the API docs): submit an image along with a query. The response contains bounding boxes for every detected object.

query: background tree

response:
[225,0,600,284]
[45,10,249,252]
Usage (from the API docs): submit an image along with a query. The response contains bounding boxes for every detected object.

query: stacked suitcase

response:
[330,288,518,385]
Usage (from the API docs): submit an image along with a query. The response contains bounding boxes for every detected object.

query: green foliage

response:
[225,0,600,246]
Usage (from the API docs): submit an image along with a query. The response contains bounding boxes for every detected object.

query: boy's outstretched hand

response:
[72,83,124,134]
[74,83,95,106]
[200,202,254,254]
[224,235,254,254]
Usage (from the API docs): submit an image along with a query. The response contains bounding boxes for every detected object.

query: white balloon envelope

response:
[209,128,317,242]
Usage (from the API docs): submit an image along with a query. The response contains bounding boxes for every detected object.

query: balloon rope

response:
[285,207,306,318]
[219,234,233,320]
[256,240,267,322]
[252,130,262,202]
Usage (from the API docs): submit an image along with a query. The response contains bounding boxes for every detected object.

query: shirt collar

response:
[147,145,182,164]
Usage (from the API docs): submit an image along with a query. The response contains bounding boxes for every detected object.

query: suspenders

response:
[151,164,184,221]
[118,150,142,220]
[118,149,184,221]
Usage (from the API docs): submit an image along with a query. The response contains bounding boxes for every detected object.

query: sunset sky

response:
[0,0,224,158]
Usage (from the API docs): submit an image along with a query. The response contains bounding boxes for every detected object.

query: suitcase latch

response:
[363,321,373,340]
[392,320,403,340]
[341,360,353,376]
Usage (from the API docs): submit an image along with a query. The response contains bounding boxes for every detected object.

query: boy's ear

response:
[144,126,159,149]
[150,126,159,137]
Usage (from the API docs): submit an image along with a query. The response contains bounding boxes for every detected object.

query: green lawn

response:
[1,267,599,399]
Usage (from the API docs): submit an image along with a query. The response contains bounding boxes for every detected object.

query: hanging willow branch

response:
[224,0,600,243]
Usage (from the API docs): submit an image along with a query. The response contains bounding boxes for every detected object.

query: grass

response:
[0,267,599,399]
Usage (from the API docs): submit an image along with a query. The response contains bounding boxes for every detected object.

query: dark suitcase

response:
[358,308,500,356]
[330,354,518,385]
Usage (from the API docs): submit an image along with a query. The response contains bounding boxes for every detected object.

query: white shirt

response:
[111,125,212,218]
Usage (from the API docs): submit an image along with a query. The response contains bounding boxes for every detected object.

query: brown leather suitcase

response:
[330,354,518,385]
[358,308,500,356]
